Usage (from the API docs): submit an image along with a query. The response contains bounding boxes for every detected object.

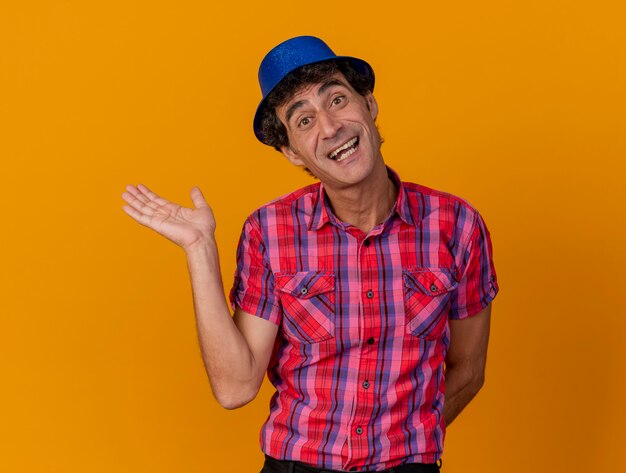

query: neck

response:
[324,160,398,234]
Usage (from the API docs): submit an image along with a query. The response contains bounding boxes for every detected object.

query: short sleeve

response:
[229,216,282,325]
[449,210,499,319]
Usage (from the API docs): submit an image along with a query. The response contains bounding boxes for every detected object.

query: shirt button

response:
[363,239,371,247]
[366,290,374,299]
[362,380,370,389]
[367,337,375,345]
[355,426,363,435]
[300,287,308,295]
[429,284,438,292]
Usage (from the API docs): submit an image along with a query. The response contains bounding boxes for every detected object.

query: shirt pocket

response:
[275,271,336,343]
[403,268,458,340]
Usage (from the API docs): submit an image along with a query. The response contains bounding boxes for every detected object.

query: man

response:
[122,36,498,473]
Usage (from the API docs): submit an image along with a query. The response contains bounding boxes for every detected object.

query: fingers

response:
[122,187,158,216]
[121,204,152,226]
[124,185,159,212]
[190,186,209,209]
[137,184,169,206]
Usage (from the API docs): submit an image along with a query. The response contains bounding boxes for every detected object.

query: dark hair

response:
[259,59,373,151]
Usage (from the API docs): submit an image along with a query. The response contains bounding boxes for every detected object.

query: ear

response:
[280,145,305,167]
[366,93,379,120]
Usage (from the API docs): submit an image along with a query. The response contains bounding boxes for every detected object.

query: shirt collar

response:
[308,184,332,231]
[308,166,416,231]
[387,166,415,227]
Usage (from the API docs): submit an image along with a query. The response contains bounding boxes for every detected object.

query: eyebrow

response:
[285,100,306,124]
[318,78,347,95]
[284,79,349,124]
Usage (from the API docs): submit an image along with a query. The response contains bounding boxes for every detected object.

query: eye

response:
[298,117,311,127]
[332,95,345,106]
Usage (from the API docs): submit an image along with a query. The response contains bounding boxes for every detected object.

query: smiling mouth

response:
[328,137,359,162]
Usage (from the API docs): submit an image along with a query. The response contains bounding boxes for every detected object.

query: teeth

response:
[329,137,358,159]
[335,146,357,162]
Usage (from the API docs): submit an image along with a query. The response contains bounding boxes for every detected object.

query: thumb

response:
[190,186,209,209]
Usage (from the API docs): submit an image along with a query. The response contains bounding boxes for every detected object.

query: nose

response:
[317,110,342,139]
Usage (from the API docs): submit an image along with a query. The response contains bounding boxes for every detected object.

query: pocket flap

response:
[403,269,457,296]
[275,272,335,299]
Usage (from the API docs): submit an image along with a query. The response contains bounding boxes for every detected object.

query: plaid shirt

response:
[230,167,498,471]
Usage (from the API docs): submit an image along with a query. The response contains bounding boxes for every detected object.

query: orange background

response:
[1,1,624,472]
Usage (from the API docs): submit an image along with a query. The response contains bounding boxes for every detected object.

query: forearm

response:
[442,361,485,426]
[185,238,261,408]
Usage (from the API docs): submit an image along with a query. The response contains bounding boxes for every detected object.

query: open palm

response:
[122,184,216,250]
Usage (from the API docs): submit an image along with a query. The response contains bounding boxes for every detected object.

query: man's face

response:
[276,72,382,191]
